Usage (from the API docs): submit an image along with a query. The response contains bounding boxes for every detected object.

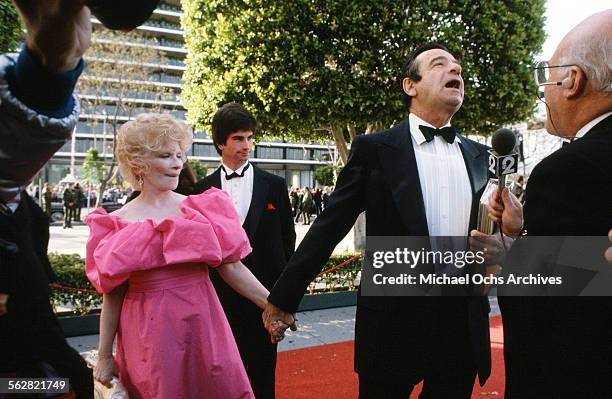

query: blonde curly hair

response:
[116,113,193,189]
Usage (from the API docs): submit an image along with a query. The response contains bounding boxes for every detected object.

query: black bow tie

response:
[419,125,456,144]
[223,163,250,180]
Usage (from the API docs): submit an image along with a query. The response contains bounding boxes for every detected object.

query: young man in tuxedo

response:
[194,103,296,399]
[489,10,612,398]
[263,43,492,398]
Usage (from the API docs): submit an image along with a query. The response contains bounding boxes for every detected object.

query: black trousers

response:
[63,206,75,227]
[358,300,477,399]
[228,310,278,399]
[358,358,476,399]
[0,295,93,398]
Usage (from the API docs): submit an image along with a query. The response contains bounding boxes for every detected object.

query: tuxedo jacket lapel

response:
[457,134,488,229]
[457,135,487,199]
[377,120,429,236]
[209,167,222,189]
[244,166,269,239]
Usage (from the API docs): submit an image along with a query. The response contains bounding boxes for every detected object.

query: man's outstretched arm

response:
[266,136,368,316]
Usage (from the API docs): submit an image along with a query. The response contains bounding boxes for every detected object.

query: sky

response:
[541,0,610,59]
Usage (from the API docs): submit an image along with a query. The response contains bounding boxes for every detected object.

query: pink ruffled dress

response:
[85,188,255,399]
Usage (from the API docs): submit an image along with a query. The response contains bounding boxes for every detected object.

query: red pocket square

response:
[266,202,276,210]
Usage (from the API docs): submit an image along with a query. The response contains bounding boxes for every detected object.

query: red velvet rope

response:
[317,254,363,277]
[49,283,100,296]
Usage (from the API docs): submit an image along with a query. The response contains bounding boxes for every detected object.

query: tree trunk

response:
[96,181,106,208]
[347,123,357,141]
[329,124,349,165]
[353,212,366,252]
[96,164,118,207]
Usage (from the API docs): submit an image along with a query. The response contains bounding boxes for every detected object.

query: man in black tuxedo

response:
[194,103,295,399]
[489,10,612,398]
[263,43,492,398]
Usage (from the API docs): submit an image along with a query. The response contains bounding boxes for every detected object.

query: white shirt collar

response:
[408,113,456,145]
[574,111,612,140]
[221,160,250,175]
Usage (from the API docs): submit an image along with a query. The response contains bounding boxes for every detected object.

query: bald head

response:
[554,9,612,95]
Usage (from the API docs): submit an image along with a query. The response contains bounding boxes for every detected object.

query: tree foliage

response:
[182,0,545,164]
[0,0,22,53]
[82,147,104,184]
[188,159,208,180]
[313,164,343,186]
[77,30,175,205]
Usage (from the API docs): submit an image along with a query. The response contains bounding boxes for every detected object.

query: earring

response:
[137,175,143,188]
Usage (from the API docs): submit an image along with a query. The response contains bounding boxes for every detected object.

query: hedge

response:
[49,253,102,315]
[49,252,362,315]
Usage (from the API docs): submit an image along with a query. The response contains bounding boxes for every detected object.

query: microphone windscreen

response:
[491,128,516,155]
[88,0,161,31]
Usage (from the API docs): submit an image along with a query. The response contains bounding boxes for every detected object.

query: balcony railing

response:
[85,56,186,71]
[79,94,182,107]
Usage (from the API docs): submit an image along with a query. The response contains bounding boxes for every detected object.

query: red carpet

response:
[277,315,505,398]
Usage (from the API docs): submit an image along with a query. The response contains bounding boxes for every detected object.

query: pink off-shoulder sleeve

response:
[181,188,252,264]
[84,189,251,294]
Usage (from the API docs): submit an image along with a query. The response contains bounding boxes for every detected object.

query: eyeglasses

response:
[532,60,576,86]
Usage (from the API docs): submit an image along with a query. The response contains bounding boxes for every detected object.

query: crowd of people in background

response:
[25,182,134,226]
[27,179,338,227]
[289,186,333,225]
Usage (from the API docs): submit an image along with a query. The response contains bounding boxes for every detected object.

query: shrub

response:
[48,253,101,315]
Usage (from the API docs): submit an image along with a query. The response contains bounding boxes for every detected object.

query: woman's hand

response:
[94,353,118,388]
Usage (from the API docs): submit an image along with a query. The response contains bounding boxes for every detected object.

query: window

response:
[256,146,283,159]
[286,148,309,160]
[190,143,218,158]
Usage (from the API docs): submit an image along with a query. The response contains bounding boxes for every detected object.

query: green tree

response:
[188,159,208,180]
[182,0,545,164]
[82,147,104,184]
[313,164,343,186]
[0,0,22,53]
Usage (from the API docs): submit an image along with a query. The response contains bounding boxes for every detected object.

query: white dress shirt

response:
[408,113,472,237]
[220,161,253,225]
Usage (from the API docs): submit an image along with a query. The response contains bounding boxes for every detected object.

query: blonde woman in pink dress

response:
[85,114,282,398]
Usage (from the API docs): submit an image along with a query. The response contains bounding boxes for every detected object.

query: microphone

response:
[489,128,519,203]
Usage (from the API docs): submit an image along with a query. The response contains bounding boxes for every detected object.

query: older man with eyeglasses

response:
[488,9,612,399]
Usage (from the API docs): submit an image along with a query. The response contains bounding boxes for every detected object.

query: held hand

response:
[12,0,92,71]
[0,293,8,316]
[270,320,290,344]
[262,302,297,343]
[94,353,118,388]
[487,187,523,237]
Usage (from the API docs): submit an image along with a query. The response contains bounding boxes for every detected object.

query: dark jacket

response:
[499,115,612,398]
